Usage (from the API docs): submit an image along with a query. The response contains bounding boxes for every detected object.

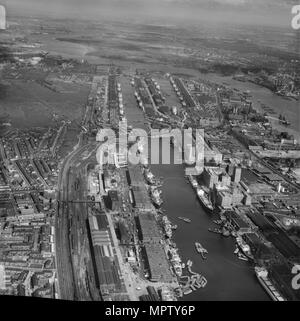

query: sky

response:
[1,0,299,27]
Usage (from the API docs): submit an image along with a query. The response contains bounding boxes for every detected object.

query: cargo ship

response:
[162,216,173,238]
[150,187,163,208]
[255,267,285,301]
[168,247,183,277]
[196,186,214,213]
[187,175,198,189]
[144,168,156,185]
[236,236,254,260]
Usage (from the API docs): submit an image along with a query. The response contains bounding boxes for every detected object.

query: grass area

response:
[0,79,90,129]
[57,124,80,159]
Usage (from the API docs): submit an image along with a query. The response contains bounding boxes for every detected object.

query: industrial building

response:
[131,186,152,212]
[143,244,173,283]
[107,190,120,212]
[127,166,145,187]
[87,214,123,294]
[202,167,223,189]
[136,212,161,243]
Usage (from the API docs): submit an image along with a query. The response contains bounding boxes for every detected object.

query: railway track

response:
[55,141,99,300]
[55,142,91,300]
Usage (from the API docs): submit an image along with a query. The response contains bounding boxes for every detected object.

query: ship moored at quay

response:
[187,175,214,213]
[255,267,286,301]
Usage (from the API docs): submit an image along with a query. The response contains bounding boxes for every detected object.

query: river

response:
[151,161,270,301]
[199,73,300,141]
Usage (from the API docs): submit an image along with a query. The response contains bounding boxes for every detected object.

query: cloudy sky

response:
[2,0,299,27]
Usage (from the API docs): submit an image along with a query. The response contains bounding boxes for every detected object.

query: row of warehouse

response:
[87,213,123,296]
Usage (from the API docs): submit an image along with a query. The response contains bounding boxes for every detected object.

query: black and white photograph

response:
[0,0,300,310]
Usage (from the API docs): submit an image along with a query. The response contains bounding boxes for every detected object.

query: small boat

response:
[183,289,193,295]
[199,276,208,288]
[213,220,223,225]
[208,227,222,234]
[195,242,208,259]
[190,284,197,291]
[194,281,202,289]
[178,217,191,223]
[231,230,237,237]
[238,252,249,261]
[150,187,163,208]
[186,260,193,267]
[222,228,231,237]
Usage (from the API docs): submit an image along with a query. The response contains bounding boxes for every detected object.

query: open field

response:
[0,79,90,129]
